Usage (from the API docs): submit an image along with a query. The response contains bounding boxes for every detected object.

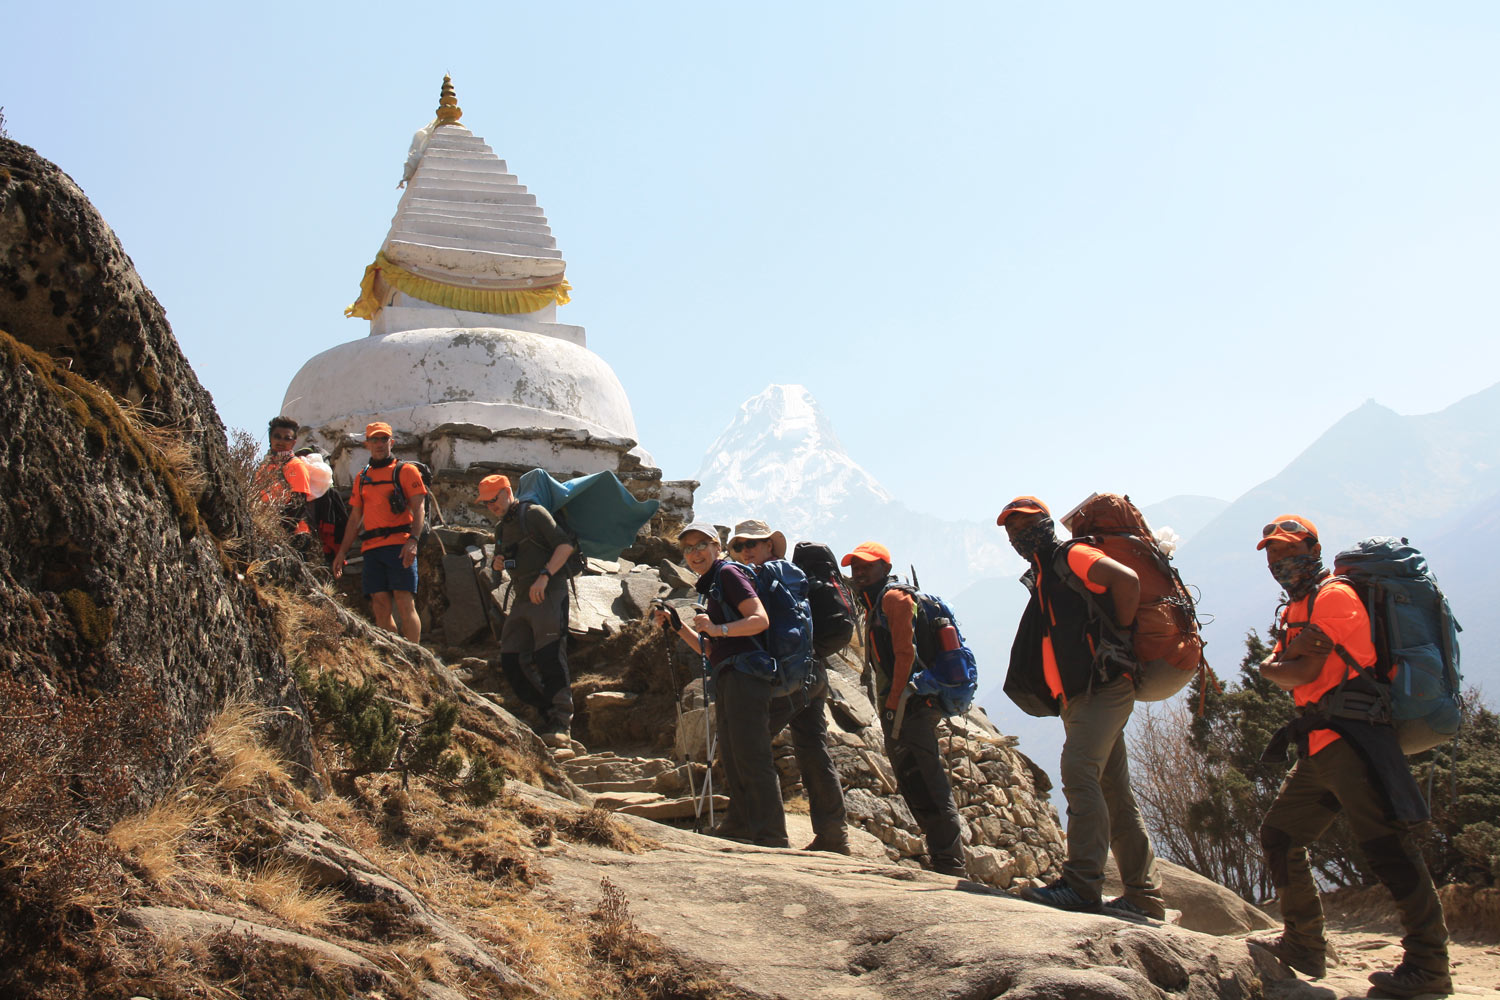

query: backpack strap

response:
[1289,576,1393,728]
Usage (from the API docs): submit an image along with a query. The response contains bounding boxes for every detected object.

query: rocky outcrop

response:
[0,139,313,817]
[0,138,250,542]
[524,782,1266,1000]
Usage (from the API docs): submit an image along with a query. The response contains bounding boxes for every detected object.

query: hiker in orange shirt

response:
[251,415,316,553]
[844,541,965,876]
[1250,516,1449,998]
[998,496,1164,919]
[332,422,425,642]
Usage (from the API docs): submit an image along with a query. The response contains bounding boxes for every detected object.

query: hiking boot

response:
[1021,879,1102,913]
[1367,963,1452,998]
[928,857,968,878]
[751,835,791,849]
[803,834,852,855]
[1247,932,1327,979]
[708,821,751,841]
[1104,895,1167,920]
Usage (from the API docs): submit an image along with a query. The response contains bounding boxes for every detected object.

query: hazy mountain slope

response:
[1173,383,1500,693]
[1141,495,1231,546]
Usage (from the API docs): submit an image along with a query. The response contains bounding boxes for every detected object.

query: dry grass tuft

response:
[107,793,211,889]
[203,702,291,794]
[242,859,348,930]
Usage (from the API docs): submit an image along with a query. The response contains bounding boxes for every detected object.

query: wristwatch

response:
[720,623,729,637]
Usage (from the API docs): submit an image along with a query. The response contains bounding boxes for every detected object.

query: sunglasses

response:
[1261,519,1312,538]
[730,539,765,553]
[680,540,714,556]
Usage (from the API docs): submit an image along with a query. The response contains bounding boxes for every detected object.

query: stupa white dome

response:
[282,76,647,480]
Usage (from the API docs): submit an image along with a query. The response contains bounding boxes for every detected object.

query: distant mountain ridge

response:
[1174,382,1500,696]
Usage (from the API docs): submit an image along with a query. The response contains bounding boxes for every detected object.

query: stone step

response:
[386,235,565,260]
[405,198,546,220]
[403,184,538,207]
[400,210,553,235]
[417,155,517,177]
[418,166,524,187]
[613,794,729,822]
[399,218,558,250]
[578,777,660,793]
[423,135,496,155]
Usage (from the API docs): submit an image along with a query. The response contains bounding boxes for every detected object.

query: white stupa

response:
[282,77,651,486]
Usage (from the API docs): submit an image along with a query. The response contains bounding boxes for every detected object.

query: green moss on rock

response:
[60,589,113,646]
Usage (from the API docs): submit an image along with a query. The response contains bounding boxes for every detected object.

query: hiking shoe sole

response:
[1104,895,1167,920]
[1021,881,1102,913]
[1247,933,1327,979]
[1367,964,1453,998]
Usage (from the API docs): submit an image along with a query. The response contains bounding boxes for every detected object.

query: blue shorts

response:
[362,543,418,596]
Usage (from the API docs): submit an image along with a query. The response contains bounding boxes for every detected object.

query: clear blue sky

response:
[6,2,1499,523]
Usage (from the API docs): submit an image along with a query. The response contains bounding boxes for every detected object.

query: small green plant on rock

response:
[301,667,505,805]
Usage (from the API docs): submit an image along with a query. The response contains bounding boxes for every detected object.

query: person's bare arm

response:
[332,506,364,578]
[529,541,577,604]
[1260,626,1334,690]
[1085,556,1140,628]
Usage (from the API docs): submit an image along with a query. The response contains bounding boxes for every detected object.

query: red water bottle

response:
[938,621,960,652]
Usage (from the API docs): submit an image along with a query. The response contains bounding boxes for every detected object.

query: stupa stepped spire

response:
[346,76,570,323]
[284,76,671,495]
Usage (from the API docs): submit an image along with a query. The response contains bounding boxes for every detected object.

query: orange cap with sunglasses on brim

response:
[840,541,892,567]
[477,475,511,503]
[1255,514,1318,550]
[364,421,393,439]
[996,495,1049,526]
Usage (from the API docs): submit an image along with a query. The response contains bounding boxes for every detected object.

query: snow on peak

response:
[695,384,893,533]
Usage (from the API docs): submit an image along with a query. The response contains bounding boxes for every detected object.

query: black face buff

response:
[1010,517,1058,561]
[1270,552,1326,601]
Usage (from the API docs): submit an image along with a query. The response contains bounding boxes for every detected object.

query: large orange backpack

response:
[1065,493,1208,701]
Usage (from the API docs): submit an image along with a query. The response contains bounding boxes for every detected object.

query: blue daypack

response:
[879,584,980,717]
[1328,538,1463,754]
[712,559,815,698]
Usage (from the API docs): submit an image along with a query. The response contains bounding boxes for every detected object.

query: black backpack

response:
[360,459,443,540]
[791,541,857,658]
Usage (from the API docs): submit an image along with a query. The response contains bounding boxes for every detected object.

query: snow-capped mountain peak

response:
[695,385,893,527]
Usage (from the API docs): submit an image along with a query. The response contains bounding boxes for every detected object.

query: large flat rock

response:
[537,809,1263,999]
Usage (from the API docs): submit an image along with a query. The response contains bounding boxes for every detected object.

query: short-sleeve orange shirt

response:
[1275,579,1376,755]
[1066,543,1109,595]
[350,461,428,551]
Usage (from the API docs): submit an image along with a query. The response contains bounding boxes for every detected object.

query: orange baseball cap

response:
[364,421,393,439]
[477,474,511,502]
[841,541,891,567]
[1256,515,1318,550]
[996,495,1049,526]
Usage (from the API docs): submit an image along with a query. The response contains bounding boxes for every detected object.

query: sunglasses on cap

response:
[730,539,765,553]
[680,540,714,556]
[1261,520,1313,538]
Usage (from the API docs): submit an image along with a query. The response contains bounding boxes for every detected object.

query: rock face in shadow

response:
[0,139,313,818]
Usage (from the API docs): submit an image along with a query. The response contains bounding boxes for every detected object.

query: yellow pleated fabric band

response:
[345,253,573,319]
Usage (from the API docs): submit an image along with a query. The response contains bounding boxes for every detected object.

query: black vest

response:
[1004,539,1133,717]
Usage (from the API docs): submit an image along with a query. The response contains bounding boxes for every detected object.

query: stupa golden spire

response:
[435,74,463,126]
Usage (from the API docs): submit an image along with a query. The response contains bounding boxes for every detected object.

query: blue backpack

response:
[712,560,815,698]
[1313,537,1463,754]
[881,584,980,717]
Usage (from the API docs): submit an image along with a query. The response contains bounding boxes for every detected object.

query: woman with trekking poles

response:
[651,521,789,847]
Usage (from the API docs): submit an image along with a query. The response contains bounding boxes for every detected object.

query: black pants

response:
[883,698,963,867]
[767,660,847,840]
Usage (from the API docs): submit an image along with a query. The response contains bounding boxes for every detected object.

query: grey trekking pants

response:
[767,659,847,840]
[1058,672,1161,906]
[882,697,963,868]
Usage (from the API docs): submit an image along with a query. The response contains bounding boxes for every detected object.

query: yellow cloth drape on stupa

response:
[345,252,572,319]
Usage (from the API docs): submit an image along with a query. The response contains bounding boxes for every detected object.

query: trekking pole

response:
[695,631,716,829]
